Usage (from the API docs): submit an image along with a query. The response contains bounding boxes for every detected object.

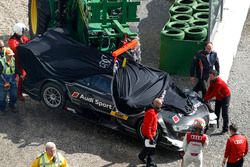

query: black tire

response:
[161,28,185,40]
[41,82,65,109]
[171,14,194,24]
[192,3,209,14]
[166,21,189,30]
[28,0,51,38]
[184,26,207,40]
[170,5,193,16]
[193,12,209,21]
[136,119,162,143]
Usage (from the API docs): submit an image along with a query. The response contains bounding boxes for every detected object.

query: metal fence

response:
[208,0,223,41]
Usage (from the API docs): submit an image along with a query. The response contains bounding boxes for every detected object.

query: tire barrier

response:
[169,5,193,16]
[161,28,185,40]
[166,21,190,30]
[193,12,209,21]
[171,14,194,23]
[184,26,207,40]
[175,0,197,7]
[192,3,209,14]
[189,19,208,29]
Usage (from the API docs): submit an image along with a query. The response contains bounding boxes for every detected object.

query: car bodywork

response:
[19,29,217,151]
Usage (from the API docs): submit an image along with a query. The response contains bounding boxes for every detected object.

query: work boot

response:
[146,162,157,167]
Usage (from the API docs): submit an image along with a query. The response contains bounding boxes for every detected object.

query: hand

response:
[20,75,25,80]
[4,82,10,90]
[222,160,226,167]
[149,139,156,145]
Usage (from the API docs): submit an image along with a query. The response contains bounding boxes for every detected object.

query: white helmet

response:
[13,22,28,36]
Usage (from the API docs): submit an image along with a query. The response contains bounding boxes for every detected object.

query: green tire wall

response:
[175,0,197,7]
[189,20,208,29]
[171,14,194,23]
[166,21,189,30]
[169,5,193,16]
[161,28,185,40]
[192,3,209,14]
[184,26,207,40]
[193,12,209,21]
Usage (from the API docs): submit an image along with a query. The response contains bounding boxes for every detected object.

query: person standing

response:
[138,98,163,167]
[182,118,208,167]
[222,124,248,167]
[31,142,68,167]
[8,22,30,101]
[190,41,220,98]
[0,48,18,114]
[204,70,231,133]
[0,40,7,58]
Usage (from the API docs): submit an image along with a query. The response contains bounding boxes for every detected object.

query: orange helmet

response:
[5,48,15,56]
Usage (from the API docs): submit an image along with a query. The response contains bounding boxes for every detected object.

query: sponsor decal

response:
[72,92,113,110]
[172,115,180,124]
[71,92,80,98]
[110,111,128,120]
[99,55,112,69]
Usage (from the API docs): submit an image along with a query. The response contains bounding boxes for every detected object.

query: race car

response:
[19,29,217,151]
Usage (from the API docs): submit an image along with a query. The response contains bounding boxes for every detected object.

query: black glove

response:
[149,139,156,145]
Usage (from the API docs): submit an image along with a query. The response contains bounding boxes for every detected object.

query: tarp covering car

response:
[19,28,191,115]
[18,28,113,83]
[112,61,190,115]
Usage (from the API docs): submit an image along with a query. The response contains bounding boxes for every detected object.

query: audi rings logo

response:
[71,92,80,98]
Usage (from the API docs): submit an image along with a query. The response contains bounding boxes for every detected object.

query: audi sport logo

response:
[71,92,80,98]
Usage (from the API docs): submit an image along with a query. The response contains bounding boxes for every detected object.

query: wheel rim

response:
[43,87,62,108]
[31,0,38,35]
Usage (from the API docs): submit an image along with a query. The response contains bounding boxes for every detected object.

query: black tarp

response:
[18,28,113,83]
[112,61,189,115]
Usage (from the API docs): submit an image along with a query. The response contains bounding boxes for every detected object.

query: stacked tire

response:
[160,0,210,75]
[162,0,209,41]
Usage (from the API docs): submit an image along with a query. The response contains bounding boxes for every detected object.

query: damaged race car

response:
[19,29,217,151]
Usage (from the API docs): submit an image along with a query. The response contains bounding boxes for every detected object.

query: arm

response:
[190,54,198,77]
[182,134,188,152]
[61,157,69,167]
[30,158,40,167]
[223,139,231,164]
[203,135,209,148]
[204,82,220,101]
[143,111,154,140]
[214,52,220,74]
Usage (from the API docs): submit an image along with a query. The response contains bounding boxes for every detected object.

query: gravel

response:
[0,0,249,166]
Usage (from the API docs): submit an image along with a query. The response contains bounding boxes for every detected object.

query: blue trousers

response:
[0,83,17,112]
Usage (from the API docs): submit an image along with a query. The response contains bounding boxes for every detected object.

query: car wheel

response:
[28,0,50,38]
[136,119,162,143]
[41,82,65,109]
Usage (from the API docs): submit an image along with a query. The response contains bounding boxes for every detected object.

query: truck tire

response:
[175,0,197,7]
[192,3,209,14]
[28,0,51,38]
